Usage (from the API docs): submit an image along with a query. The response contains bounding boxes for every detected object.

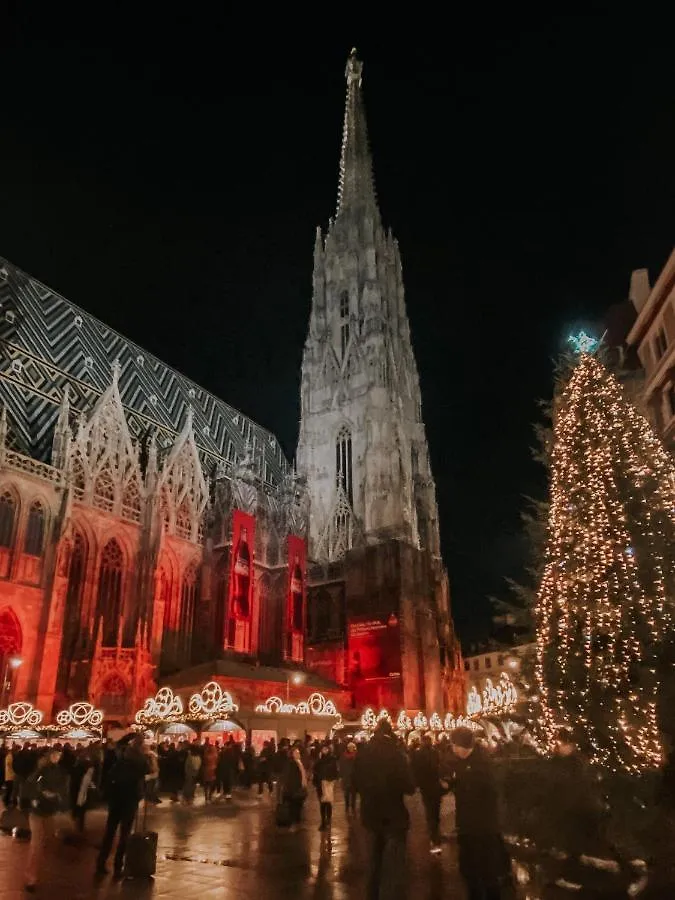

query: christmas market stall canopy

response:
[357,707,482,743]
[0,700,103,743]
[134,683,342,740]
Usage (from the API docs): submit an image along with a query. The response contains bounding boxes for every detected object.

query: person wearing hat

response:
[353,718,415,900]
[448,726,512,900]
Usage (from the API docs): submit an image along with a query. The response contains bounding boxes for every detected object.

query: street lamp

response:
[1,655,22,708]
[286,671,305,702]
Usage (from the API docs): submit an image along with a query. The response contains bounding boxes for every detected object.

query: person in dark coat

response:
[411,734,444,852]
[313,744,339,831]
[354,719,415,900]
[448,727,512,900]
[96,735,149,878]
[281,745,308,830]
[23,747,70,892]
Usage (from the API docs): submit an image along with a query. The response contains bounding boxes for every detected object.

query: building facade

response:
[0,260,310,719]
[299,51,463,714]
[0,50,463,722]
[626,248,675,449]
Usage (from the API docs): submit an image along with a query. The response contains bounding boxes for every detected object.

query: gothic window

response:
[290,559,303,632]
[176,500,192,540]
[335,426,353,505]
[0,607,22,701]
[93,467,115,513]
[339,291,349,319]
[24,501,46,556]
[232,528,251,618]
[58,532,87,691]
[97,539,124,645]
[160,569,173,631]
[341,321,350,359]
[122,478,142,522]
[179,564,198,658]
[71,457,86,498]
[0,491,17,549]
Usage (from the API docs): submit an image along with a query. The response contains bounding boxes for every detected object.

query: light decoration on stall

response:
[56,702,104,730]
[376,708,391,724]
[0,702,43,729]
[429,712,443,731]
[465,673,518,719]
[535,350,675,774]
[413,711,428,730]
[188,682,239,721]
[135,687,185,726]
[360,707,378,730]
[255,692,341,726]
[444,713,482,732]
[396,710,412,731]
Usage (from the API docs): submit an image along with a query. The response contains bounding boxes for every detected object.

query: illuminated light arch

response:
[0,701,43,728]
[396,710,412,731]
[413,711,428,730]
[255,692,341,726]
[135,686,184,725]
[56,701,103,729]
[429,712,443,731]
[360,707,377,730]
[188,681,239,719]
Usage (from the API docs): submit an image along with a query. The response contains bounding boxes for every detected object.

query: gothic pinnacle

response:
[337,48,378,218]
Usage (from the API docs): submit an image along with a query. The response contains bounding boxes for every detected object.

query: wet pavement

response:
[0,790,471,899]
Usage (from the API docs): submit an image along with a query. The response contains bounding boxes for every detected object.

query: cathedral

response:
[0,50,463,724]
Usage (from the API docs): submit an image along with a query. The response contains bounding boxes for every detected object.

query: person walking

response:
[3,742,15,807]
[354,718,415,900]
[281,746,308,831]
[338,741,358,815]
[202,739,218,803]
[23,747,69,892]
[448,727,512,900]
[96,735,149,878]
[313,744,339,832]
[411,734,444,853]
[183,745,201,804]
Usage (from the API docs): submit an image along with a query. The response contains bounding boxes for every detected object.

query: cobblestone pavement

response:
[0,790,473,900]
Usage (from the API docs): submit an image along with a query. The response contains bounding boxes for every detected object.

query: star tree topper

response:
[568,331,599,354]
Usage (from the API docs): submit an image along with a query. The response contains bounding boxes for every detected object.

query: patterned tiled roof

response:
[0,257,290,486]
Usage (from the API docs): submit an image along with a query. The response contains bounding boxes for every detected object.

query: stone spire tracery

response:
[297,50,441,562]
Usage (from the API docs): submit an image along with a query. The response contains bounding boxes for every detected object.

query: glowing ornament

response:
[568,331,599,354]
[255,692,340,726]
[429,712,443,731]
[396,710,412,731]
[360,707,377,730]
[413,711,428,730]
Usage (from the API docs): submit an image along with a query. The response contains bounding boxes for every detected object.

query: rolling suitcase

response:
[124,801,158,878]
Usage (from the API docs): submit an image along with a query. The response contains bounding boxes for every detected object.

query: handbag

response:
[320,780,335,804]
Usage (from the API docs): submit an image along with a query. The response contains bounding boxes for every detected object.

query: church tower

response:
[297,50,441,562]
[299,51,463,715]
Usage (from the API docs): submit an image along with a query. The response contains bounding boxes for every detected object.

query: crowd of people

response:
[2,720,667,898]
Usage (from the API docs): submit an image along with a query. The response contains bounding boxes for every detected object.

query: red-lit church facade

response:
[0,361,313,721]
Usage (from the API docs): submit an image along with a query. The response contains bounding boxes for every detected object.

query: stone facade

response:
[0,268,309,720]
[299,51,464,714]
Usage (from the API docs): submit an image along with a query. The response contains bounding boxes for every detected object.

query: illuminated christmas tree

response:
[535,333,675,773]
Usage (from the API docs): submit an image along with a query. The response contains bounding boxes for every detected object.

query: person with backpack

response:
[95,735,149,878]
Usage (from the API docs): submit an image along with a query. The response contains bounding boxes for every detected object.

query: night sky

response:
[1,13,673,643]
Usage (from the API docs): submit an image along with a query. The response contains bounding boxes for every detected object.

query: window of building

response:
[485,656,492,668]
[0,491,17,549]
[341,321,350,359]
[497,654,504,666]
[464,660,470,671]
[654,327,668,360]
[473,659,479,671]
[335,426,353,505]
[339,291,349,319]
[24,501,46,556]
[180,565,198,642]
[97,539,124,645]
[58,532,87,693]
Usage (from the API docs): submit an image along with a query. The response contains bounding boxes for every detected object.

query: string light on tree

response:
[535,346,675,773]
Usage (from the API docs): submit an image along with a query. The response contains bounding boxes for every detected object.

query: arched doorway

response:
[0,608,22,706]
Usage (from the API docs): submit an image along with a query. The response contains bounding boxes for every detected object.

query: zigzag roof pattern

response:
[0,256,290,487]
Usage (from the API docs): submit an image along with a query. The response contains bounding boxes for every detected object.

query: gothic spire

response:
[336,49,378,218]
